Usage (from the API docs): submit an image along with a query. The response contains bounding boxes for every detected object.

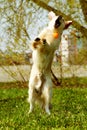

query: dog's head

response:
[32,37,47,50]
[48,11,72,31]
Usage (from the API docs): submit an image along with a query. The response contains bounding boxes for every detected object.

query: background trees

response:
[0,0,87,65]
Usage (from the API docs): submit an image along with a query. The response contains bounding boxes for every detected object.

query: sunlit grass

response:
[0,85,87,130]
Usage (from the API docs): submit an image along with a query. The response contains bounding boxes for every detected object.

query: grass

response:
[0,84,87,130]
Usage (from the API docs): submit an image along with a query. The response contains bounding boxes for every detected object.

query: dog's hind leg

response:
[43,87,51,115]
[28,88,35,113]
[45,102,50,115]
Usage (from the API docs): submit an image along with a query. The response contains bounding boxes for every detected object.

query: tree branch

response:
[31,0,87,38]
[79,0,87,22]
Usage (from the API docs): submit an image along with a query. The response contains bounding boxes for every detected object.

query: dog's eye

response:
[35,37,40,41]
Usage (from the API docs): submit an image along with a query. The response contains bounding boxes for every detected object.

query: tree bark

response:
[79,0,87,22]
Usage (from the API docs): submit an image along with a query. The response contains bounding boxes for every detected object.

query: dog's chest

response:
[33,50,49,70]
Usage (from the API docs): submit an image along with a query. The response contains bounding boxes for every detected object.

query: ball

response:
[53,33,59,39]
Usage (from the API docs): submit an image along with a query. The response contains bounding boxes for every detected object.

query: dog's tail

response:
[51,69,61,86]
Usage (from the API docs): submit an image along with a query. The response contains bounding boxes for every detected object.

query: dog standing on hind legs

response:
[28,38,52,115]
[28,38,52,114]
[28,11,72,115]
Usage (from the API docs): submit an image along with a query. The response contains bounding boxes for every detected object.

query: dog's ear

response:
[48,11,56,20]
[64,21,72,29]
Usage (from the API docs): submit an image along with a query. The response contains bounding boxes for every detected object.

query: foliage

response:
[0,85,87,130]
[76,49,87,65]
[0,0,87,106]
[69,48,87,65]
[0,51,31,65]
[0,0,30,52]
[61,77,87,88]
[0,0,87,65]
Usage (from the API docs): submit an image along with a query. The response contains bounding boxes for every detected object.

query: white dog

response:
[28,11,72,115]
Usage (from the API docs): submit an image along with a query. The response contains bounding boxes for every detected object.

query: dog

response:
[28,11,72,115]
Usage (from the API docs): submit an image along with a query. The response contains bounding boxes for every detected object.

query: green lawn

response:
[0,85,87,130]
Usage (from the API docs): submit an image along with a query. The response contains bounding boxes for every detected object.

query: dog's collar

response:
[53,32,59,39]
